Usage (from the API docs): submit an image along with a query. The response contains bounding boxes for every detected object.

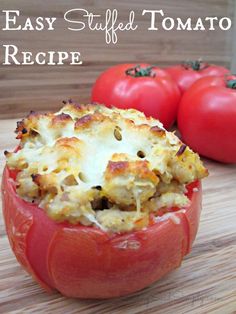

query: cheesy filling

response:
[5,102,208,232]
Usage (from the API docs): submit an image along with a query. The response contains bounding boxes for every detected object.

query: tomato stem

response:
[226,79,236,89]
[125,65,155,77]
[182,60,208,71]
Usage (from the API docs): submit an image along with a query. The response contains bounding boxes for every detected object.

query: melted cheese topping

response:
[6,102,208,232]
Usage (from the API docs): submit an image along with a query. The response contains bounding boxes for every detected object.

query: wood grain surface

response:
[0,0,235,118]
[0,119,235,314]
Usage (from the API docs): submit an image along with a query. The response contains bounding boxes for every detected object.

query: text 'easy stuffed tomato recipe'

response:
[2,102,208,298]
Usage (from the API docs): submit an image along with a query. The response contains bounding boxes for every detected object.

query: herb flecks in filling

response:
[6,102,208,232]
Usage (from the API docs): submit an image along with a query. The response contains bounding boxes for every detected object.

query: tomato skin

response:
[2,166,202,299]
[165,62,229,94]
[178,76,236,163]
[91,64,181,129]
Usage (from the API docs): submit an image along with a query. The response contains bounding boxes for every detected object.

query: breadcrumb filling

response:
[6,102,208,232]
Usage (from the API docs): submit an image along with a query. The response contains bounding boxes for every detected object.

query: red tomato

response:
[178,75,236,163]
[91,64,181,129]
[2,166,202,299]
[165,60,229,94]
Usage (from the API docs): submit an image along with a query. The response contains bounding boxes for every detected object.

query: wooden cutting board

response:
[0,119,235,314]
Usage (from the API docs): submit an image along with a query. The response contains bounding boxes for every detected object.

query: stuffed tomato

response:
[2,102,208,298]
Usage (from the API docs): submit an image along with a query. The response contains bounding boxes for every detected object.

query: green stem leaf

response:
[226,79,236,89]
[126,65,155,77]
[182,60,208,71]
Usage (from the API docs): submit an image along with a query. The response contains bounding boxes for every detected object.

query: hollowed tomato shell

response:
[1,166,202,299]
